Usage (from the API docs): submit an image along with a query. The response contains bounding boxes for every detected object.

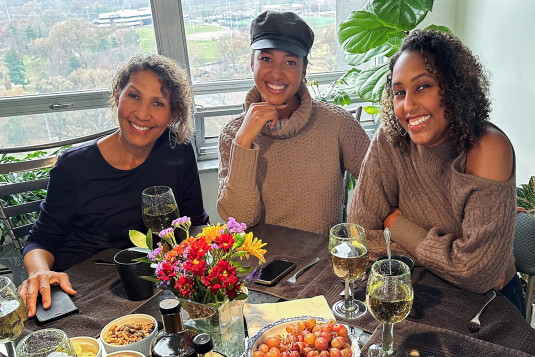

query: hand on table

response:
[18,271,76,317]
[235,102,287,149]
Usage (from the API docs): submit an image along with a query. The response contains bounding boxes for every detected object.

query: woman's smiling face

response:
[115,70,172,151]
[392,50,450,147]
[251,48,305,111]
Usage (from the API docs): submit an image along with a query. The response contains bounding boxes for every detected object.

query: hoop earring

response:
[168,128,177,149]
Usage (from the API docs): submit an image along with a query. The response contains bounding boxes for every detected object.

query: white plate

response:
[242,315,359,357]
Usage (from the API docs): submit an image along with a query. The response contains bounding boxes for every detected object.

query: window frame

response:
[0,0,350,161]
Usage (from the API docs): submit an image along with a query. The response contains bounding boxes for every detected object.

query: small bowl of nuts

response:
[100,314,157,356]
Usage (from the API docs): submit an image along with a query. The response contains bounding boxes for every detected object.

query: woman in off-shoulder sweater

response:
[348,30,525,316]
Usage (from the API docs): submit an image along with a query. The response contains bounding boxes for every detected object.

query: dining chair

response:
[0,128,116,285]
[343,106,363,223]
[513,211,535,322]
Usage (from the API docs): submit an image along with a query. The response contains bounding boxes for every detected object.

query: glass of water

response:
[16,329,76,357]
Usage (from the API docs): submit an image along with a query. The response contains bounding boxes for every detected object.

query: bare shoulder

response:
[465,125,513,182]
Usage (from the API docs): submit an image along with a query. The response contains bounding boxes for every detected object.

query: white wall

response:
[455,0,535,185]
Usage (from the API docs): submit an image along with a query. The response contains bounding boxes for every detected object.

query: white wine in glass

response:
[0,276,28,357]
[328,223,368,319]
[142,185,179,236]
[366,259,413,357]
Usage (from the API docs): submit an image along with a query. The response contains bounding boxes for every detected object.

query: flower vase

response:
[179,298,246,356]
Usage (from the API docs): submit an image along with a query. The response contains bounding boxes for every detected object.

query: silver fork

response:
[468,289,497,332]
[284,257,321,285]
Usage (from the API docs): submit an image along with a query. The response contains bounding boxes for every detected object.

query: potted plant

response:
[517,176,535,214]
[336,0,453,113]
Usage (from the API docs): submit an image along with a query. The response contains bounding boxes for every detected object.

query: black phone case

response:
[255,259,295,286]
[35,286,78,325]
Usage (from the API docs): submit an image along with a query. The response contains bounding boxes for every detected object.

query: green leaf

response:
[344,39,400,67]
[371,0,434,30]
[235,251,249,258]
[132,256,152,263]
[363,106,381,115]
[129,230,149,248]
[237,267,253,274]
[424,24,454,35]
[233,292,248,301]
[146,230,153,250]
[339,11,399,54]
[140,275,160,282]
[355,63,390,102]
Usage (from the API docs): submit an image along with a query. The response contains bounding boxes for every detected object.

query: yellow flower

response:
[197,223,224,244]
[237,232,267,263]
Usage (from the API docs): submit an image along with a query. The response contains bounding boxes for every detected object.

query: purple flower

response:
[244,267,262,284]
[227,217,247,234]
[159,227,174,238]
[148,243,163,260]
[172,216,191,227]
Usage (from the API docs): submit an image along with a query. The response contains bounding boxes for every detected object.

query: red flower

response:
[184,258,207,276]
[215,233,235,252]
[175,276,194,297]
[156,261,177,282]
[203,259,238,296]
[188,238,211,259]
[226,280,242,299]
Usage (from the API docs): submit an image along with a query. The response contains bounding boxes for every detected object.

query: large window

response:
[0,0,353,159]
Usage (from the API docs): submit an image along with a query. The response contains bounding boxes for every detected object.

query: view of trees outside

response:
[0,0,339,148]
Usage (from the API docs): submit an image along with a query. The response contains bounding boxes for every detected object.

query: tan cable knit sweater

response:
[218,84,370,235]
[348,125,517,293]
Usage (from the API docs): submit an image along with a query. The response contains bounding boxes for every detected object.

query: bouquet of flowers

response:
[130,217,266,306]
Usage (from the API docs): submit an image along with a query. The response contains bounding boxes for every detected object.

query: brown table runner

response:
[24,249,161,338]
[362,319,534,357]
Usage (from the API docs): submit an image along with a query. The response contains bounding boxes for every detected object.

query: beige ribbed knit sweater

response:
[348,125,517,293]
[218,84,370,235]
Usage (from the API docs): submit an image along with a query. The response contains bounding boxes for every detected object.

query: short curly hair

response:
[381,29,491,154]
[108,54,193,144]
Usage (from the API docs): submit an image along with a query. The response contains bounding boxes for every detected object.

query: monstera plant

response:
[337,0,452,111]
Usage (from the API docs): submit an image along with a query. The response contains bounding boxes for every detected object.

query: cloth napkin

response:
[243,295,335,337]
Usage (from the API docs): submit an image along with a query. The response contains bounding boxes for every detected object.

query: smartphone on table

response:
[256,259,296,286]
[35,285,78,325]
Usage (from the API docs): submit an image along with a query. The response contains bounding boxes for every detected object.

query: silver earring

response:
[168,128,177,149]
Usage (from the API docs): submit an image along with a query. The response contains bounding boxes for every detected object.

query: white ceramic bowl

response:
[100,314,158,356]
[106,351,145,357]
[243,316,357,357]
[70,336,102,357]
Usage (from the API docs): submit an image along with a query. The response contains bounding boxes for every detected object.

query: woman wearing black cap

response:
[217,11,370,235]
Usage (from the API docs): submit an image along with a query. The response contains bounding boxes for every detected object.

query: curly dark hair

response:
[382,29,491,154]
[108,54,193,144]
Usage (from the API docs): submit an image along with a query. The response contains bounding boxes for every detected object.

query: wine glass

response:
[328,222,368,319]
[16,328,76,357]
[0,276,28,357]
[142,185,180,237]
[366,259,413,357]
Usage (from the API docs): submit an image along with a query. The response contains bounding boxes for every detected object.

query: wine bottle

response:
[192,333,226,357]
[150,299,197,357]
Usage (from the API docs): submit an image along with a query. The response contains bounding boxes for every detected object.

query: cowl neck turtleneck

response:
[412,138,456,169]
[244,83,313,139]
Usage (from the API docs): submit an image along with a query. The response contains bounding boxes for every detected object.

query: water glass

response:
[0,276,27,357]
[16,328,76,357]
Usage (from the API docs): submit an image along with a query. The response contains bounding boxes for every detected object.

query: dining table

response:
[15,224,535,357]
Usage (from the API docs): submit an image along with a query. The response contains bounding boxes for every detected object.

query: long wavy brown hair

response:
[382,30,491,154]
[108,54,193,144]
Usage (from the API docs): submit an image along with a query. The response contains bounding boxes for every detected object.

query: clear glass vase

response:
[178,298,246,357]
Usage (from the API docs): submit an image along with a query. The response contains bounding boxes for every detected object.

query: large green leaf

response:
[424,24,454,35]
[372,0,434,30]
[355,63,390,102]
[339,11,398,54]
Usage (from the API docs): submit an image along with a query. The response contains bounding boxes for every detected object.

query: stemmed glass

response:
[16,328,76,357]
[0,276,28,357]
[366,259,413,357]
[328,223,368,319]
[142,185,180,238]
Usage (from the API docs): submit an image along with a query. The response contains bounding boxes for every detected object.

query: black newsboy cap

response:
[250,11,314,57]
